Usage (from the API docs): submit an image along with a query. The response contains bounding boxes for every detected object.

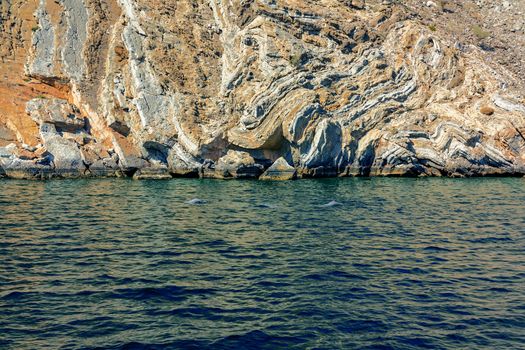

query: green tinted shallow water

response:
[1,178,525,349]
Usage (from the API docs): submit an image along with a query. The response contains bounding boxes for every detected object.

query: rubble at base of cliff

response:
[2,147,525,180]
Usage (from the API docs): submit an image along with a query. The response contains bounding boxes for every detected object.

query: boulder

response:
[1,157,54,179]
[44,134,86,177]
[260,157,297,181]
[32,121,86,177]
[214,150,264,179]
[88,154,120,177]
[167,144,201,177]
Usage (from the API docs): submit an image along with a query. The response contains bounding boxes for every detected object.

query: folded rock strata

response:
[0,0,524,179]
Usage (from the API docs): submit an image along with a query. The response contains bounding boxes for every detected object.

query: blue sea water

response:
[1,178,525,349]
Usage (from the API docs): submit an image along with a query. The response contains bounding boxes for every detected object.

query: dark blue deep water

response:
[1,178,525,349]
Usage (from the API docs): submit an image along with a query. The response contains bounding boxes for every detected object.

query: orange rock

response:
[15,148,36,160]
[480,106,495,115]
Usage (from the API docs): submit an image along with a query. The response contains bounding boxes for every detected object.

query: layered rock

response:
[1,0,525,179]
[260,157,297,181]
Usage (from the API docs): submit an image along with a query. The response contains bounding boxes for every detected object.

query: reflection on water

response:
[1,178,525,349]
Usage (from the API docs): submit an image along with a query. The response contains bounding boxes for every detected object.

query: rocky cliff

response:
[1,0,525,179]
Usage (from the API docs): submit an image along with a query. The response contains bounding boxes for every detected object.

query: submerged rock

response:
[320,201,343,208]
[133,167,172,180]
[186,198,207,205]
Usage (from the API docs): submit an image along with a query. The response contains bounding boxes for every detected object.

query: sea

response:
[1,178,524,349]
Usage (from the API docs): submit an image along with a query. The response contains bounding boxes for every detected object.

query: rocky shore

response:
[1,0,525,180]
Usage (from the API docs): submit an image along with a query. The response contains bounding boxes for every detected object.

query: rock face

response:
[1,0,525,179]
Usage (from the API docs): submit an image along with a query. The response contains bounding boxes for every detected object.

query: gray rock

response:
[122,24,175,130]
[26,0,56,77]
[0,143,17,159]
[260,157,297,180]
[133,166,172,180]
[118,155,146,172]
[299,120,344,177]
[1,157,54,179]
[61,0,88,81]
[168,144,201,177]
[88,156,120,177]
[27,98,85,132]
[186,198,207,205]
[214,150,264,179]
[44,134,86,177]
[493,95,525,113]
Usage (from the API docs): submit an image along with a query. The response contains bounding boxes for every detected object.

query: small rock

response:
[186,198,207,205]
[89,156,119,177]
[480,106,495,115]
[320,200,342,208]
[1,157,53,179]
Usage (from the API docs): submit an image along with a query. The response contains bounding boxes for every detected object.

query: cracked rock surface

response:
[1,0,525,179]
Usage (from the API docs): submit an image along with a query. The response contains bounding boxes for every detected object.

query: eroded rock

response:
[213,150,265,179]
[260,157,297,181]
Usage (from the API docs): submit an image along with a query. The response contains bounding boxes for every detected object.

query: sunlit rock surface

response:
[1,0,525,178]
